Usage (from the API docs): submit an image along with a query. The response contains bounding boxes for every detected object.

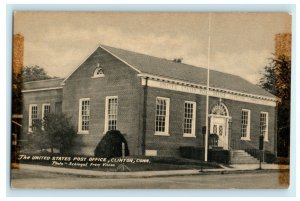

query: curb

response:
[199,168,289,176]
[13,164,289,179]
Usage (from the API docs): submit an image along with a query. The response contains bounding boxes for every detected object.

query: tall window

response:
[105,96,118,132]
[42,104,51,119]
[155,97,170,135]
[28,104,38,132]
[260,112,269,141]
[78,98,90,134]
[183,101,196,137]
[241,109,251,140]
[42,104,51,130]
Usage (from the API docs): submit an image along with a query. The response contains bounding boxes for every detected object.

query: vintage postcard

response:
[11,12,291,189]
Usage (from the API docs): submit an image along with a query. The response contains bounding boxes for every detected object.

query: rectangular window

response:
[28,104,38,132]
[260,112,269,141]
[105,96,118,132]
[241,109,251,140]
[42,103,51,130]
[42,103,51,120]
[78,98,90,134]
[183,101,196,137]
[155,97,170,136]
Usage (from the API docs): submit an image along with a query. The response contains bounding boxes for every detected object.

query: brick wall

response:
[220,97,276,153]
[144,87,206,157]
[144,87,276,157]
[22,89,63,136]
[62,47,144,156]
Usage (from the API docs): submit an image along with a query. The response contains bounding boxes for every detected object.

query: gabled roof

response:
[100,45,274,98]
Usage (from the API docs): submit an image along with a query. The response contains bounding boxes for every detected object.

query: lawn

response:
[15,152,221,172]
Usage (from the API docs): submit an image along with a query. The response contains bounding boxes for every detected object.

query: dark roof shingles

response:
[23,78,64,90]
[101,45,274,97]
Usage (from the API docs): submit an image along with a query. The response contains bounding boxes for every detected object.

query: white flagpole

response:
[204,13,212,162]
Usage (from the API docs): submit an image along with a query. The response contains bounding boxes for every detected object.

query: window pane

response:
[43,105,51,117]
[241,110,249,138]
[80,99,90,131]
[183,102,195,135]
[260,113,268,139]
[107,97,118,131]
[219,126,223,136]
[29,105,38,131]
[155,98,169,133]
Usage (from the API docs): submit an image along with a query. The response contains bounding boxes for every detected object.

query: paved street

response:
[10,169,289,189]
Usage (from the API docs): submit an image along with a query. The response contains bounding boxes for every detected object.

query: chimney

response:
[13,33,24,75]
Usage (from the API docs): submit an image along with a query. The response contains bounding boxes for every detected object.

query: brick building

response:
[22,45,277,160]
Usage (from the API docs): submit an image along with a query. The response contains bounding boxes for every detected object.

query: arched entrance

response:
[209,101,231,150]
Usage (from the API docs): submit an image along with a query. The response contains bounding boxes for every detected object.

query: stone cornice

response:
[138,73,277,107]
[21,87,63,93]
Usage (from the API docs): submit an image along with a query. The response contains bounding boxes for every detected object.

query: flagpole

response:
[204,12,212,162]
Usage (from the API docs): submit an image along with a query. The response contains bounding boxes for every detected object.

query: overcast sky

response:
[14,12,291,84]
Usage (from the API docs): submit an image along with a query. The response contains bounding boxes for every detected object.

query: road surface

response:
[10,168,289,189]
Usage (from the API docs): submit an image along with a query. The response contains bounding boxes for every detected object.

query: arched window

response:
[210,102,229,116]
[92,63,105,78]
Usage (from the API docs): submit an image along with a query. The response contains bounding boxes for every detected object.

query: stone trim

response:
[61,45,100,85]
[22,87,63,93]
[99,45,142,74]
[138,73,277,107]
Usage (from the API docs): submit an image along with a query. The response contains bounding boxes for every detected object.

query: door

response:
[210,116,228,150]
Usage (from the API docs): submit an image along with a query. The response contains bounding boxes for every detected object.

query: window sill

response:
[154,132,170,136]
[91,75,105,79]
[183,133,196,138]
[77,131,89,135]
[241,137,251,141]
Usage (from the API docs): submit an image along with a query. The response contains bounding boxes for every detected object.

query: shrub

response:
[179,146,230,163]
[208,149,230,164]
[26,113,76,154]
[94,130,129,158]
[179,146,203,160]
[264,151,276,163]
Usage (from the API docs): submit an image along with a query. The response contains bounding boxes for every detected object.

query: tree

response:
[28,113,76,154]
[22,65,55,82]
[258,55,291,157]
[258,62,276,95]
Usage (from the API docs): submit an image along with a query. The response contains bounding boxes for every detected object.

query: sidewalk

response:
[14,163,289,179]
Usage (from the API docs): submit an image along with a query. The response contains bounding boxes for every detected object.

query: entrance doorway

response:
[209,102,231,150]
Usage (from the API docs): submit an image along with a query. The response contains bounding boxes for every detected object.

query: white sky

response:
[14,12,291,84]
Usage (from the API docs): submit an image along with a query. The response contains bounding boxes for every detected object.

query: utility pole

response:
[204,13,212,162]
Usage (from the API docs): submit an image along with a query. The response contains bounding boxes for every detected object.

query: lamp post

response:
[258,134,264,170]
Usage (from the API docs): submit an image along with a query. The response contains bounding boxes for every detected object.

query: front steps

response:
[230,150,260,164]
